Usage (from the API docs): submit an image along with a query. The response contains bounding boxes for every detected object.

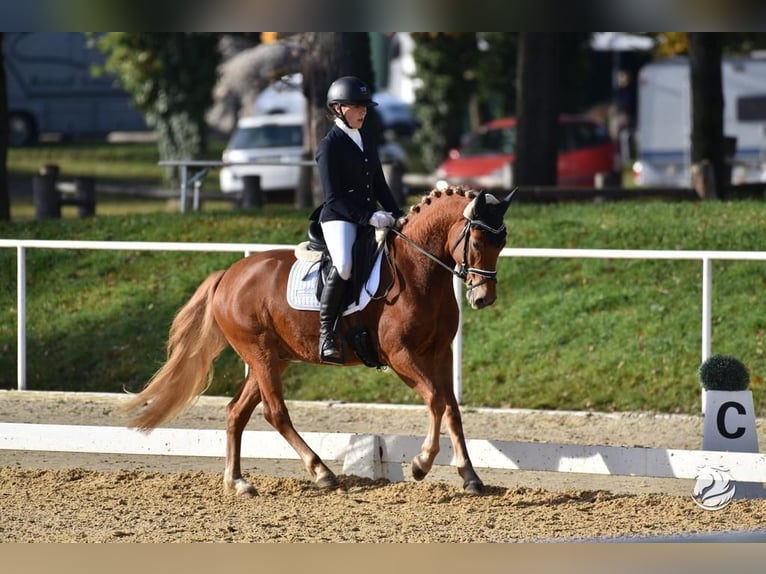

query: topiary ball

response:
[698,354,750,391]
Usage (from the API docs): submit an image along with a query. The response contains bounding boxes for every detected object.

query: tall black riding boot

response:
[318,267,349,363]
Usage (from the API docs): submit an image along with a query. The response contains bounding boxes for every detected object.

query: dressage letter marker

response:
[702,390,758,453]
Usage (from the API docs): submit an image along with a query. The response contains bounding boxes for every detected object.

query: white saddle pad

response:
[286,250,384,315]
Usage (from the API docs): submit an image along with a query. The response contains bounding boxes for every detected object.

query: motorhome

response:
[4,32,149,145]
[632,56,766,187]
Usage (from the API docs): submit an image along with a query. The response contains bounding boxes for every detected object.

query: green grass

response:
[9,141,163,182]
[9,195,237,221]
[7,140,227,188]
[5,141,764,414]
[2,197,766,416]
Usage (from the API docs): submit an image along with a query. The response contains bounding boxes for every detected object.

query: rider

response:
[314,75,405,363]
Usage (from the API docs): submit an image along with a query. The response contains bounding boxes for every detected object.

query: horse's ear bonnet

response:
[464,189,517,245]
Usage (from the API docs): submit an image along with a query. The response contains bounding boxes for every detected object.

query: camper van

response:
[632,56,766,187]
[4,32,149,146]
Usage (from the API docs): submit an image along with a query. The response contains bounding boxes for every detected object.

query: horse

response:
[121,185,516,496]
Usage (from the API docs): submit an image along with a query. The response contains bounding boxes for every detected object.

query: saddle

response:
[302,218,387,369]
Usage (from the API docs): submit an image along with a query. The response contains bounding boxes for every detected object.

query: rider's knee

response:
[335,261,353,281]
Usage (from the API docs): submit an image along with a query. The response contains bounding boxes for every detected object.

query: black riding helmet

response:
[327,76,378,108]
[326,76,377,127]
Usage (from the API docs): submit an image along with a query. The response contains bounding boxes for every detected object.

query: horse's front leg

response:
[444,399,484,494]
[390,352,451,484]
[392,349,484,495]
[411,395,444,482]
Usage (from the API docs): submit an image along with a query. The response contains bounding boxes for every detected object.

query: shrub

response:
[698,354,750,391]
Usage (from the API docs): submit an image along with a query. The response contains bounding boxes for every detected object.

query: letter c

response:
[717,401,746,439]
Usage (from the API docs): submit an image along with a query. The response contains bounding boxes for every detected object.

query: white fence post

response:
[701,257,712,363]
[16,245,26,391]
[179,165,188,214]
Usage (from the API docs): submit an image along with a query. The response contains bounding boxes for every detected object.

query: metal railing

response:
[158,159,316,213]
[2,239,766,402]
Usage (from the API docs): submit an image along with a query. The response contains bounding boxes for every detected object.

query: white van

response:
[219,112,409,196]
[251,74,305,116]
[221,76,410,196]
[632,56,766,187]
[4,32,148,145]
[219,113,305,194]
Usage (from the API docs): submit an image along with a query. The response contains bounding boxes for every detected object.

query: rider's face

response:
[340,104,367,129]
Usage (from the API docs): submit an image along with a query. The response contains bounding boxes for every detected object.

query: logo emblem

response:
[692,466,736,510]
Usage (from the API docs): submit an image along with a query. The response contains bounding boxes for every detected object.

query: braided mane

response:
[399,185,479,226]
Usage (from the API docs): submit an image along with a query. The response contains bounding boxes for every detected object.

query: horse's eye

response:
[471,239,482,251]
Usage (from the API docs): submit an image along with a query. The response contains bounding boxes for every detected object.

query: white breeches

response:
[320,220,357,280]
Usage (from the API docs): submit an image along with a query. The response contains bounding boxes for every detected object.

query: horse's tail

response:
[121,270,229,431]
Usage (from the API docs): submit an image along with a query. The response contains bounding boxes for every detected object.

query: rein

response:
[388,217,506,291]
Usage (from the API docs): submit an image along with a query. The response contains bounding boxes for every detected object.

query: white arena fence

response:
[3,238,766,399]
[1,417,766,487]
[3,240,766,491]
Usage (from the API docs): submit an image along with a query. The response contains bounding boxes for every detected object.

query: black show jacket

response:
[315,125,403,225]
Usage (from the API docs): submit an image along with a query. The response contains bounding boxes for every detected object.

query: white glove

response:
[368,210,396,229]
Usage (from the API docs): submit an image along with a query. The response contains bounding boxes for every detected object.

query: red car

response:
[433,115,618,190]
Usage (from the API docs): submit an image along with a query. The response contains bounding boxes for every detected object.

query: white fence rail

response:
[4,420,766,486]
[0,239,284,393]
[2,239,766,401]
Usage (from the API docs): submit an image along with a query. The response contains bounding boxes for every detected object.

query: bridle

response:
[371,189,515,300]
[451,218,507,289]
[388,216,506,292]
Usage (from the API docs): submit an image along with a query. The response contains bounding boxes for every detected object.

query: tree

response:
[474,33,519,120]
[298,33,375,208]
[688,33,725,199]
[92,33,220,183]
[0,32,8,221]
[410,33,480,172]
[407,32,589,182]
[514,33,561,187]
[207,33,301,134]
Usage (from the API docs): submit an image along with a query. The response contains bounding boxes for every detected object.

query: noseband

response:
[389,216,506,291]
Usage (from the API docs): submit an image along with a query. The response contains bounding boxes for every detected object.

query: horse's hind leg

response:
[251,353,339,489]
[224,371,262,496]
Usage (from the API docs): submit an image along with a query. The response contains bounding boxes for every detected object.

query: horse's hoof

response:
[411,460,427,481]
[225,478,258,497]
[463,479,484,495]
[315,472,339,490]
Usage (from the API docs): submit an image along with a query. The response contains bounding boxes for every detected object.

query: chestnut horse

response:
[122,186,516,496]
